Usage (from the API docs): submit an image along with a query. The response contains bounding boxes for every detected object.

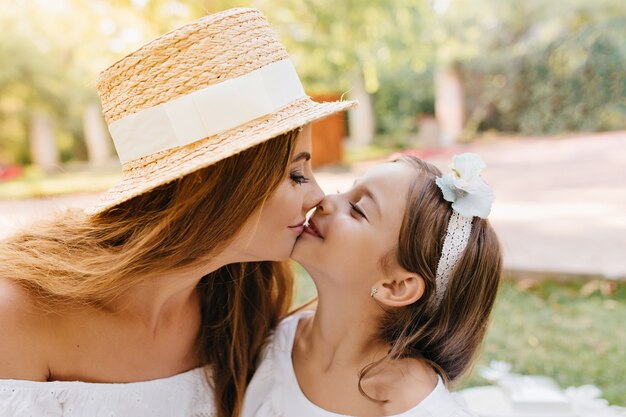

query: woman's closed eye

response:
[290,170,310,185]
[349,202,367,220]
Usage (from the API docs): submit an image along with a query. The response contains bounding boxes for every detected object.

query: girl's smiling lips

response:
[303,218,324,239]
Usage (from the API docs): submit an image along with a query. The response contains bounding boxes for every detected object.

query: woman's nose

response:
[302,175,325,212]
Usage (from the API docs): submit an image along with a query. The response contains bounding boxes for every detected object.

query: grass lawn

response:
[292,265,626,406]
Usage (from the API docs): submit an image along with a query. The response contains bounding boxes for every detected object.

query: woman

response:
[0,8,354,417]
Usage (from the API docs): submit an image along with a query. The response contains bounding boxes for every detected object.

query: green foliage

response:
[448,1,626,134]
[262,0,435,139]
[373,66,435,138]
[1,0,625,165]
[0,0,189,165]
[463,279,626,406]
[266,0,626,140]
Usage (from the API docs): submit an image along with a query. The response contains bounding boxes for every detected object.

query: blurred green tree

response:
[260,0,435,145]
[432,0,626,135]
[0,0,187,165]
[1,0,624,166]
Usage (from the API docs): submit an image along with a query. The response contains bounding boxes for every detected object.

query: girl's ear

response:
[372,271,425,307]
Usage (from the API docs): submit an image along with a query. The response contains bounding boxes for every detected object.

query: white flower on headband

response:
[435,153,493,218]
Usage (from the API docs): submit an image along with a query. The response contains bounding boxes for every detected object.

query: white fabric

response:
[461,386,626,417]
[432,211,473,310]
[0,366,215,417]
[109,59,306,163]
[242,311,477,417]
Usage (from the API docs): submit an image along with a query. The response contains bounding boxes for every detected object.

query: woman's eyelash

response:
[349,202,366,218]
[290,171,309,185]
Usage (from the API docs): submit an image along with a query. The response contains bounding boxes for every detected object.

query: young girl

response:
[242,153,501,417]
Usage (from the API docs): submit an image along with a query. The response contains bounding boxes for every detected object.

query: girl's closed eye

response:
[349,202,367,220]
[290,170,309,185]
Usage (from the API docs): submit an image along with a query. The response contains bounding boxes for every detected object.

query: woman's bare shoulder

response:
[0,277,52,380]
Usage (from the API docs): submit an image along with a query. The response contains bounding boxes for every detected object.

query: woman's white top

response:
[0,366,215,417]
[243,311,476,417]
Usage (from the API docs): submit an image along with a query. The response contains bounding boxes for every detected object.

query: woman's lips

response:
[303,218,324,239]
[289,220,306,235]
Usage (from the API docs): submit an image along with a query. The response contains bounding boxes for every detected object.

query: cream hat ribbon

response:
[108,58,305,164]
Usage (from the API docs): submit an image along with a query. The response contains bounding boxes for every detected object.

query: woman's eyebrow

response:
[291,152,311,163]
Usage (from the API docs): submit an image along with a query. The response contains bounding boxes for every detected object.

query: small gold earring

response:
[370,287,378,297]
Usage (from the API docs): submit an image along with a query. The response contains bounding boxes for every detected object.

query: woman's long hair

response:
[0,130,300,417]
[359,156,502,400]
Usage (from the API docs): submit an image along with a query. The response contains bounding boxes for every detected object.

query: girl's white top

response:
[0,366,215,417]
[243,311,476,417]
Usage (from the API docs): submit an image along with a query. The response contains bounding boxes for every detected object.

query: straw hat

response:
[87,7,356,215]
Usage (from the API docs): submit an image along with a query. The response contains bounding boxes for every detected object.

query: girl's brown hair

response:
[361,156,502,397]
[0,130,300,417]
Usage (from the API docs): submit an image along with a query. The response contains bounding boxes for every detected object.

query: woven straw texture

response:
[98,8,288,124]
[87,8,355,215]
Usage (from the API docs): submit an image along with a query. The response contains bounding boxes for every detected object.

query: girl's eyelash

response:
[349,202,366,218]
[290,171,309,185]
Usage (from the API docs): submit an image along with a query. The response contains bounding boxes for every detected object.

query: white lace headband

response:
[430,153,494,310]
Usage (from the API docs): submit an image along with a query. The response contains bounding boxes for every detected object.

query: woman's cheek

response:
[281,184,303,213]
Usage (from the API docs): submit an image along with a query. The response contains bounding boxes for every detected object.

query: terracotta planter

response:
[310,94,348,168]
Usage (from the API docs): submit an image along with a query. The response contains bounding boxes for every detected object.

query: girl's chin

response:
[290,242,308,264]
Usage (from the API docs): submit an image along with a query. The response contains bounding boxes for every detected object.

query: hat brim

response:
[86,97,356,215]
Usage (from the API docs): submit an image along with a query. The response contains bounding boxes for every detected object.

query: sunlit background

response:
[0,0,625,411]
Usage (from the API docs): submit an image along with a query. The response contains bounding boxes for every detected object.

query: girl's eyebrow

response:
[364,187,381,218]
[291,152,311,163]
[352,180,381,218]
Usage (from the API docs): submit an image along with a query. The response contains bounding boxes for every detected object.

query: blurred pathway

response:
[1,130,625,279]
